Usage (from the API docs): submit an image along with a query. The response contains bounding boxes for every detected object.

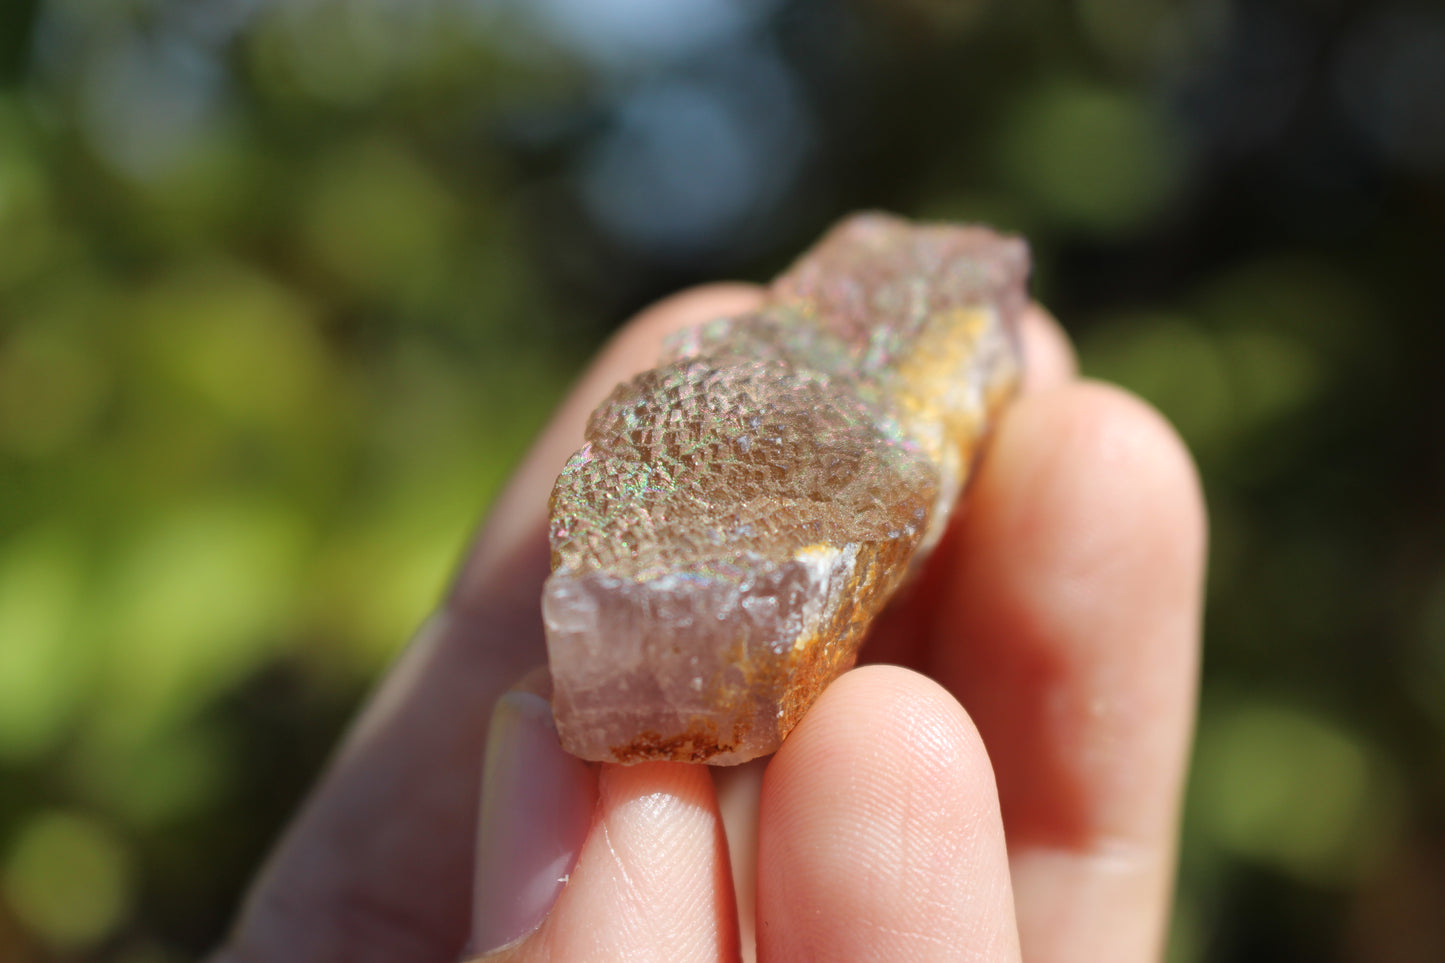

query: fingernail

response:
[471,690,596,955]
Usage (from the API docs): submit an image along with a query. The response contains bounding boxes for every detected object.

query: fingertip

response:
[504,761,736,963]
[1018,304,1077,394]
[993,380,1207,584]
[777,665,993,791]
[759,665,1020,962]
[594,761,724,874]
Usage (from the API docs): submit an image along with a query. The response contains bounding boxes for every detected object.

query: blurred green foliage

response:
[1,0,1443,960]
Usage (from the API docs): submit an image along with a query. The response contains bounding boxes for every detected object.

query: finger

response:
[469,672,596,956]
[543,762,737,962]
[216,285,764,963]
[757,665,1021,963]
[1017,303,1077,394]
[472,739,738,961]
[928,382,1207,962]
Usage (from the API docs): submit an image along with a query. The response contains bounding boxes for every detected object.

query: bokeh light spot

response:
[0,323,108,460]
[75,724,231,829]
[514,0,769,68]
[137,261,326,428]
[0,528,85,762]
[1081,313,1231,452]
[579,47,812,262]
[250,0,440,106]
[3,811,133,951]
[301,142,458,298]
[1193,701,1402,885]
[79,31,225,181]
[996,82,1184,236]
[1076,0,1230,72]
[1218,327,1322,430]
[0,105,58,288]
[94,497,308,748]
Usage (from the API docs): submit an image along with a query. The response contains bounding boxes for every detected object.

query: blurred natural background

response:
[1,0,1442,959]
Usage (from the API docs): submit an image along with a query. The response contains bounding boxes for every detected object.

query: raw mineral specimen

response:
[544,213,1028,764]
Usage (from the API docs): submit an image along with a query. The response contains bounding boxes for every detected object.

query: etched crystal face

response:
[544,213,1029,764]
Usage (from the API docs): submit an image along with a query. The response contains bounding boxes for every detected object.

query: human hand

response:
[211,284,1206,962]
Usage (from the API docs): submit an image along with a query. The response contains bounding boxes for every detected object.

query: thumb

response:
[468,682,738,962]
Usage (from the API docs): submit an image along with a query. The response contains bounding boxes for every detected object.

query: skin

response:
[210,284,1206,962]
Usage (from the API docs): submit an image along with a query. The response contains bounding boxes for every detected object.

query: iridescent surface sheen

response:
[545,213,1028,764]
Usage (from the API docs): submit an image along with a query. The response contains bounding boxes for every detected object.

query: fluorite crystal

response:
[544,213,1029,764]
